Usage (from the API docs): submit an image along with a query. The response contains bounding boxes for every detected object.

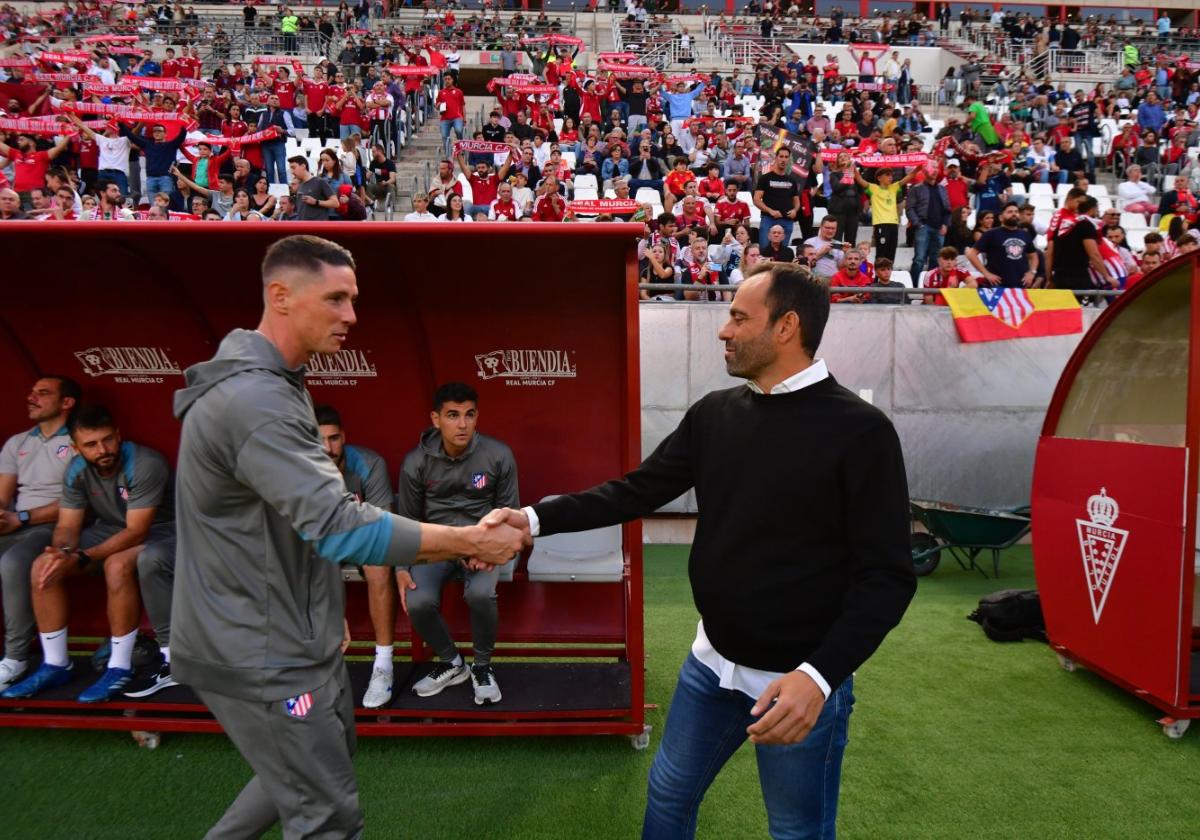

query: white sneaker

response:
[470,664,502,706]
[411,660,470,697]
[362,667,393,709]
[0,660,26,693]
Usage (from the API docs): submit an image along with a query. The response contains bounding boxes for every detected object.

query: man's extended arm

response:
[236,417,524,567]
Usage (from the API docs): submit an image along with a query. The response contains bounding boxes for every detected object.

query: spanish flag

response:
[942,288,1083,343]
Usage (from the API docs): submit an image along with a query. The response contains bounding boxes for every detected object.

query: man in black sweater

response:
[485,262,915,839]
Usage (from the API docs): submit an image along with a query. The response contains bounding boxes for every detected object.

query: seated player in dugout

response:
[399,382,519,706]
[0,374,81,693]
[1,405,176,704]
[313,404,397,709]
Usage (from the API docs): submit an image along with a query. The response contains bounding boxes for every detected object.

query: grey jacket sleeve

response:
[493,447,520,511]
[234,417,421,566]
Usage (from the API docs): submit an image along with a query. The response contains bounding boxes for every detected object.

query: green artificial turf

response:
[3,545,1200,839]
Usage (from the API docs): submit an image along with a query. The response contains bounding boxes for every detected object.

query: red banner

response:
[454,140,512,154]
[850,42,889,51]
[252,57,304,74]
[520,35,584,47]
[597,52,637,62]
[29,73,99,84]
[569,199,640,214]
[83,83,138,96]
[598,62,656,77]
[513,84,558,95]
[850,82,895,92]
[663,74,710,85]
[0,58,34,68]
[0,117,70,135]
[62,101,196,129]
[818,151,928,167]
[107,47,147,57]
[184,127,283,147]
[133,78,189,92]
[38,52,91,65]
[82,34,140,43]
[386,65,438,77]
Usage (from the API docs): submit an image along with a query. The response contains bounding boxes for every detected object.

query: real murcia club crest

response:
[1076,488,1129,624]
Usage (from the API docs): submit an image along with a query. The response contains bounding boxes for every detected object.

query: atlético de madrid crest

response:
[1076,488,1129,624]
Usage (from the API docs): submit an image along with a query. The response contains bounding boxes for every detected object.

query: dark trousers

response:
[829,209,859,247]
[873,223,898,264]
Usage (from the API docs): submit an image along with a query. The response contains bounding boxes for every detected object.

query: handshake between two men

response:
[463,508,531,571]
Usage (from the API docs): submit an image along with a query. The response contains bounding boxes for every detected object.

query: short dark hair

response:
[875,257,893,270]
[70,404,115,436]
[262,235,356,282]
[1077,196,1099,214]
[37,373,82,405]
[314,404,342,428]
[1002,200,1021,212]
[754,262,830,357]
[938,246,959,260]
[1066,186,1088,202]
[287,155,309,169]
[433,382,478,411]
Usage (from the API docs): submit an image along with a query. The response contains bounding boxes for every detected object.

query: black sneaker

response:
[470,663,502,705]
[124,661,177,698]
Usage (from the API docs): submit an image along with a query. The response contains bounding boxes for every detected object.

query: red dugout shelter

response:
[0,223,650,747]
[1032,251,1199,738]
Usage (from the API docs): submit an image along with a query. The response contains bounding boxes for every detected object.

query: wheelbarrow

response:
[910,500,1031,578]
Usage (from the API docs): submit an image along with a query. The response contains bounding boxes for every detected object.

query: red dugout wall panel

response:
[0,222,646,739]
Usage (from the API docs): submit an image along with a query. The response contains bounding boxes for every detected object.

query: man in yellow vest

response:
[281,7,299,56]
[1122,40,1139,71]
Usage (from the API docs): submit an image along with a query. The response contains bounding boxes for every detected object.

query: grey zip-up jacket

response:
[171,329,422,702]
[398,427,519,529]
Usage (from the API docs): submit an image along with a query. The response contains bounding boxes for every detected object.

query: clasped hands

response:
[465,508,532,572]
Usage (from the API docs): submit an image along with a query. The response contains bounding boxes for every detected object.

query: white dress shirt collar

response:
[746,358,829,395]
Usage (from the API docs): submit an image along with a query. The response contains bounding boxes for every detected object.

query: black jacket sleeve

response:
[805,418,917,689]
[534,406,695,536]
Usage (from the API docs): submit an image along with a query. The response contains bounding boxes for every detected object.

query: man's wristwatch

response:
[17,510,30,528]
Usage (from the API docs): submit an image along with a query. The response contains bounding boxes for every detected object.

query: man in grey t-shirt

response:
[1,405,177,704]
[290,155,339,221]
[0,374,80,692]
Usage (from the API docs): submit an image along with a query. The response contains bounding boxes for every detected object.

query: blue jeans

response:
[910,224,944,278]
[759,216,794,249]
[643,654,854,840]
[439,117,464,158]
[144,175,176,200]
[261,140,288,184]
[1074,132,1097,175]
[97,169,128,197]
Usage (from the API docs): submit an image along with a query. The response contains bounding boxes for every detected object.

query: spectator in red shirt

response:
[0,134,69,208]
[830,251,872,302]
[919,246,976,305]
[272,66,298,110]
[531,175,566,221]
[663,157,696,213]
[180,140,232,191]
[697,163,725,202]
[457,144,514,217]
[713,182,751,236]
[436,73,466,159]
[941,160,969,211]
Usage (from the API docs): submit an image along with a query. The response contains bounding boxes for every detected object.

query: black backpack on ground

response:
[968,589,1046,643]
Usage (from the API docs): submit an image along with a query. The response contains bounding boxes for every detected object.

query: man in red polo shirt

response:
[830,250,873,302]
[271,66,298,110]
[0,133,69,208]
[531,175,565,221]
[161,47,181,78]
[302,66,332,142]
[436,73,466,159]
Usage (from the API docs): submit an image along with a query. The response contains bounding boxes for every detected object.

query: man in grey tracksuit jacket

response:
[172,329,424,838]
[171,236,525,840]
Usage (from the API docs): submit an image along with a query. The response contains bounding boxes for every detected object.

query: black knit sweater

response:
[534,376,916,689]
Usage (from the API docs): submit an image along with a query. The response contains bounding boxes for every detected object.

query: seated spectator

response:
[872,258,909,304]
[1026,136,1065,184]
[919,246,976,305]
[458,146,514,217]
[640,243,676,301]
[335,185,367,221]
[675,237,722,301]
[81,181,133,221]
[713,182,751,237]
[674,194,715,240]
[722,139,753,190]
[224,188,253,221]
[510,172,535,217]
[531,176,566,221]
[663,157,696,213]
[1158,175,1198,222]
[728,243,762,287]
[760,224,796,263]
[600,145,629,192]
[441,193,472,222]
[0,190,27,221]
[1,406,176,704]
[1128,250,1161,286]
[488,182,522,221]
[696,163,725,202]
[628,143,667,199]
[806,216,847,282]
[428,160,464,217]
[404,193,438,222]
[830,250,872,302]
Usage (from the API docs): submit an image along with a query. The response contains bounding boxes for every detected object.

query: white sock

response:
[373,645,393,673]
[449,654,463,668]
[1,656,24,669]
[160,646,170,664]
[109,629,138,671]
[40,628,69,668]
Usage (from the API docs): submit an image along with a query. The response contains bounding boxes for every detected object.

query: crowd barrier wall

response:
[640,302,1104,511]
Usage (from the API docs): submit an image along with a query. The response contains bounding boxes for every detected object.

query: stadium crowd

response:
[2,2,1200,298]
